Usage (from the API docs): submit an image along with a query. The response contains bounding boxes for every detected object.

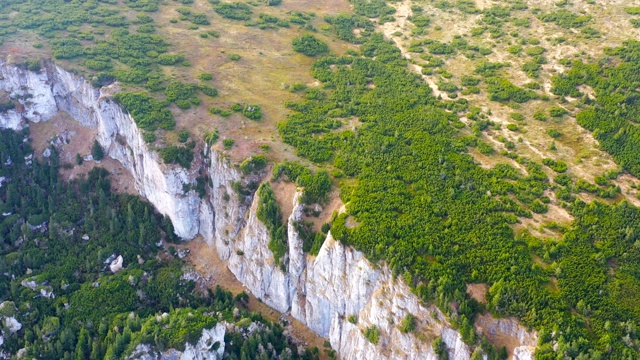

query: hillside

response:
[0,0,639,359]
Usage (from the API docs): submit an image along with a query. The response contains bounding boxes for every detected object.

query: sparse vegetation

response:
[243,104,263,120]
[546,128,562,138]
[510,113,525,122]
[178,129,190,143]
[223,138,235,150]
[486,77,538,103]
[114,92,175,131]
[142,133,158,146]
[176,7,210,25]
[209,107,231,117]
[477,142,495,155]
[538,9,592,29]
[433,337,449,360]
[400,314,416,333]
[549,107,568,117]
[363,326,380,344]
[542,158,568,173]
[198,73,213,81]
[204,129,220,145]
[240,155,268,175]
[198,84,219,97]
[272,162,332,204]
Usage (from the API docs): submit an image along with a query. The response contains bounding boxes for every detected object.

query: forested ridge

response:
[278,10,640,358]
[0,129,322,360]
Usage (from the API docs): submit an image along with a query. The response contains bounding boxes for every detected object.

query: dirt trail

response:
[379,0,449,99]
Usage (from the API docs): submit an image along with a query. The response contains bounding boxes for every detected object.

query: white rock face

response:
[181,324,226,360]
[204,150,247,260]
[126,324,226,360]
[39,288,55,299]
[0,62,202,239]
[4,317,22,334]
[302,234,471,360]
[228,193,292,313]
[0,62,538,360]
[110,255,124,273]
[513,346,536,360]
[0,302,22,339]
[0,65,57,127]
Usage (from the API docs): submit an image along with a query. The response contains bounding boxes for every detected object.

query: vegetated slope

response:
[380,0,640,208]
[0,0,350,167]
[278,6,640,358]
[0,129,322,360]
[552,41,640,177]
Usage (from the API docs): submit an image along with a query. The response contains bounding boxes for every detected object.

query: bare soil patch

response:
[185,236,256,296]
[466,283,488,304]
[613,174,640,207]
[28,112,137,194]
[63,158,137,195]
[272,180,298,220]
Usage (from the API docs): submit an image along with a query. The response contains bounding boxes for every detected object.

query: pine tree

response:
[92,140,104,161]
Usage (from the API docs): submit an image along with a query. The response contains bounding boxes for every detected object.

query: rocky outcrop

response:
[224,191,306,315]
[514,347,536,360]
[227,191,293,313]
[475,315,537,360]
[303,234,468,359]
[0,301,22,354]
[126,324,226,360]
[110,255,124,273]
[0,61,537,359]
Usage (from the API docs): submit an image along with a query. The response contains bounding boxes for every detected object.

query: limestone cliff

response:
[0,62,202,239]
[0,61,537,359]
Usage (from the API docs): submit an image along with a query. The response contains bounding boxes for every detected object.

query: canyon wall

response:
[0,62,536,360]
